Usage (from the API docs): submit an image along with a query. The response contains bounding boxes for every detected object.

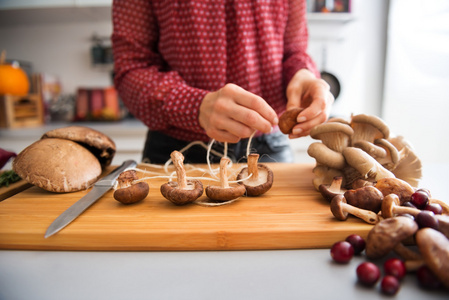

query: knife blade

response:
[44,160,137,238]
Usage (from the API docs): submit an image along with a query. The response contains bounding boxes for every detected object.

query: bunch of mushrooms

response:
[307,114,422,191]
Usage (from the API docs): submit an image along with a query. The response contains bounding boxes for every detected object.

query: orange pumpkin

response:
[0,51,30,96]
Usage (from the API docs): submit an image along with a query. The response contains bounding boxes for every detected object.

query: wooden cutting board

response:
[0,163,373,251]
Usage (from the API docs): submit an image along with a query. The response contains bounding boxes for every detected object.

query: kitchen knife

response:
[44,159,137,238]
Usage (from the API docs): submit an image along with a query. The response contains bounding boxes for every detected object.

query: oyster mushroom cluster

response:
[308,114,422,191]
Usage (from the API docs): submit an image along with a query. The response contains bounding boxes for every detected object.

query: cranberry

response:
[415,211,439,230]
[384,258,406,280]
[356,262,380,287]
[416,188,431,198]
[381,275,400,295]
[410,191,429,209]
[417,265,442,289]
[424,203,443,215]
[330,241,354,264]
[345,234,366,255]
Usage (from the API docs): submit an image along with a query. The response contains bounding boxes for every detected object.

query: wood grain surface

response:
[0,163,373,251]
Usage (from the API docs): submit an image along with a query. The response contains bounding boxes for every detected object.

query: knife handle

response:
[94,160,137,187]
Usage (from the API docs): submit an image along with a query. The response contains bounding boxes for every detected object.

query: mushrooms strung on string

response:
[113,170,149,204]
[160,151,204,205]
[237,153,273,196]
[206,157,246,202]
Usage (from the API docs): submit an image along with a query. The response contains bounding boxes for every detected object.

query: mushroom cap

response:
[205,184,246,202]
[381,194,401,218]
[375,177,414,205]
[416,228,449,288]
[330,194,349,221]
[310,122,354,152]
[365,216,418,259]
[344,186,383,213]
[160,179,204,205]
[353,140,387,158]
[327,117,351,125]
[351,114,390,142]
[113,181,149,204]
[307,143,346,169]
[435,214,449,239]
[12,138,102,193]
[237,164,273,196]
[42,126,116,167]
[374,138,400,167]
[278,107,304,134]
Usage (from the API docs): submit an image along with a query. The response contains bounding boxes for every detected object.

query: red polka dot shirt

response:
[112,0,318,142]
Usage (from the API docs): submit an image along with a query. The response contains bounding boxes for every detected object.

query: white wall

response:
[382,0,449,164]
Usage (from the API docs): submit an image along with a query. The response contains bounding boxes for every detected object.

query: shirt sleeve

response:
[111,0,208,135]
[283,0,320,86]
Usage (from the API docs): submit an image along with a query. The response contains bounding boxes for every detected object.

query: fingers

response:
[286,74,334,139]
[199,84,278,143]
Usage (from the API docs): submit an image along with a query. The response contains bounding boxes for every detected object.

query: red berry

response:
[356,262,380,286]
[417,265,442,289]
[410,191,429,209]
[345,234,366,255]
[381,275,400,295]
[330,241,354,264]
[384,258,406,280]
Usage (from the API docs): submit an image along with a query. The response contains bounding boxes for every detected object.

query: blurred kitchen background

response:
[0,0,448,168]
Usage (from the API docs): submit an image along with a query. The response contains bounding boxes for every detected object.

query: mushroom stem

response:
[341,202,380,224]
[171,151,188,189]
[382,194,421,218]
[247,153,259,180]
[219,157,231,188]
[405,260,425,272]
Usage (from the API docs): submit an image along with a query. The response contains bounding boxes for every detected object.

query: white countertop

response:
[0,163,448,300]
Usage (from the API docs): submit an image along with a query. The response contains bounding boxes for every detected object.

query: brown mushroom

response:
[206,157,246,202]
[237,153,273,196]
[350,114,390,145]
[435,214,449,239]
[113,170,149,204]
[351,179,374,189]
[330,194,380,224]
[278,107,304,134]
[318,176,346,202]
[308,143,346,170]
[160,151,203,205]
[366,216,420,260]
[310,122,354,153]
[381,194,421,219]
[416,228,449,288]
[375,177,415,205]
[344,186,384,213]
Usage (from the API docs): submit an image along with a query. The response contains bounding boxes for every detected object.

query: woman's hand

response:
[199,83,278,143]
[286,69,334,139]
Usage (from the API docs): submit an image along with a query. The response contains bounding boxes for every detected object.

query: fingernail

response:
[297,116,306,123]
[292,128,303,135]
[273,117,279,125]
